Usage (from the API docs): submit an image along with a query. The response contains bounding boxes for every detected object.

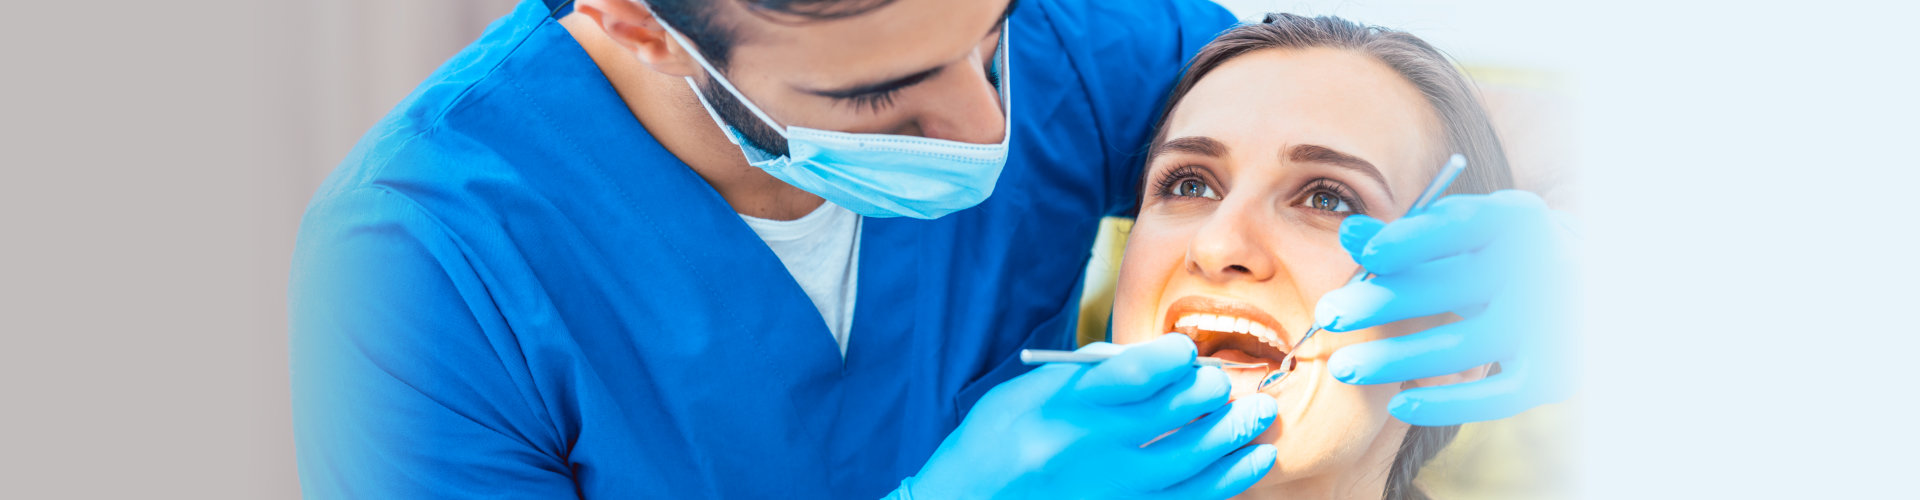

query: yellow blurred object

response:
[1075,217,1133,347]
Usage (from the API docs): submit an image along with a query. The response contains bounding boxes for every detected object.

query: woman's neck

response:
[1238,424,1409,500]
[1242,468,1389,500]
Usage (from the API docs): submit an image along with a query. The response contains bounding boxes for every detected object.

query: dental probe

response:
[1019,349,1270,370]
[1257,154,1469,391]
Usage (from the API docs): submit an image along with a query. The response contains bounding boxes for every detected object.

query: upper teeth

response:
[1175,313,1283,347]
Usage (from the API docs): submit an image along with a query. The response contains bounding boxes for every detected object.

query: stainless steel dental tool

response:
[1019,349,1270,370]
[1255,154,1469,391]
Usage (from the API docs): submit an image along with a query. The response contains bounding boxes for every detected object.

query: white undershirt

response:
[739,202,862,359]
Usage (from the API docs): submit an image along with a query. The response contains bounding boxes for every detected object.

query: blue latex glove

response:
[1315,190,1578,426]
[888,334,1278,500]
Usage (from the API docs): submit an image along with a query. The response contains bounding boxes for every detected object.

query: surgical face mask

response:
[658,21,1013,220]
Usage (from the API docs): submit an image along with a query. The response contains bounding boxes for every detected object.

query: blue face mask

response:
[658,21,1013,220]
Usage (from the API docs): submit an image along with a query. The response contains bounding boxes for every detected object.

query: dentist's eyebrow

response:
[799,0,1019,99]
[1150,136,1229,161]
[1287,144,1395,202]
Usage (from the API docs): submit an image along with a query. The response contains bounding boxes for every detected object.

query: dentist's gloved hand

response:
[1315,190,1578,426]
[888,335,1278,500]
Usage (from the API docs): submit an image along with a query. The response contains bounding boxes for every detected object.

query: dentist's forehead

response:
[721,0,1013,89]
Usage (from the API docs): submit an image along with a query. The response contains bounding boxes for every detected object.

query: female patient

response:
[1112,13,1523,500]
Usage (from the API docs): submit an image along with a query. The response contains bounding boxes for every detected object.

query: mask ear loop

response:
[643,2,790,132]
[993,20,1012,119]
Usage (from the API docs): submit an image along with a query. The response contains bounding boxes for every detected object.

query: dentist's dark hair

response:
[1139,13,1514,500]
[642,0,899,71]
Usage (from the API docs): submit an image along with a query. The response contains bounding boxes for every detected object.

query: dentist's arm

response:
[1313,190,1579,426]
[290,189,576,498]
[887,335,1278,500]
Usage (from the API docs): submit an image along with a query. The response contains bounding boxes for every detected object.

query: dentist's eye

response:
[841,88,902,114]
[1152,165,1221,201]
[1297,178,1365,214]
[983,39,1002,88]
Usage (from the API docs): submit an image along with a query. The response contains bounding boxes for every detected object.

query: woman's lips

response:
[1160,295,1293,398]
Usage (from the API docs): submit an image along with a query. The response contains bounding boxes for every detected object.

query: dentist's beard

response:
[700,76,790,157]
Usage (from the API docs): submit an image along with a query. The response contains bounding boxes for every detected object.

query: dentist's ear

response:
[571,0,702,77]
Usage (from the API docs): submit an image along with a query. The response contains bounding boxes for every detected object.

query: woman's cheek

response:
[1112,219,1189,344]
[1111,235,1158,344]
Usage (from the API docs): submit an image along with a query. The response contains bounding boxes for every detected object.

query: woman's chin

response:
[1267,361,1321,424]
[1248,361,1326,478]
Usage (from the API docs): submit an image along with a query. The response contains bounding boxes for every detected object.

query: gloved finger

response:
[1119,366,1232,439]
[1358,190,1549,275]
[1136,393,1276,487]
[1142,443,1277,500]
[1313,252,1496,332]
[1386,361,1561,426]
[994,343,1132,401]
[1325,312,1515,385]
[1339,214,1386,259]
[1075,334,1200,406]
[1078,341,1126,356]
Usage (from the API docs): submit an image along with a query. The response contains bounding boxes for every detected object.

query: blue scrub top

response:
[289,0,1233,497]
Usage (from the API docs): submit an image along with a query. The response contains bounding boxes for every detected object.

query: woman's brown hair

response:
[1141,13,1516,500]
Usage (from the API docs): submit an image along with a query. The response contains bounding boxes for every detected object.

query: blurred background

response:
[3,0,1915,498]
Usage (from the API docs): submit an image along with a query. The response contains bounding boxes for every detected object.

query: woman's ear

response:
[571,0,702,77]
[1401,362,1493,390]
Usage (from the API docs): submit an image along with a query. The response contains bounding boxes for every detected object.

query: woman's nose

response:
[1185,202,1277,283]
[911,54,1006,145]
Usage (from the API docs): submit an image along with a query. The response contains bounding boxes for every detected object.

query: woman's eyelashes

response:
[1296,178,1366,215]
[1149,165,1368,217]
[1152,164,1222,201]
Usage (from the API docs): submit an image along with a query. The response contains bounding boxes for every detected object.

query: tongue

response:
[1208,349,1267,400]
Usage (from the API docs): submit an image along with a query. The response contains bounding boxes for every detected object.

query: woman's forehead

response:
[1164,47,1443,188]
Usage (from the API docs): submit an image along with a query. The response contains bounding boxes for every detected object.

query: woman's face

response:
[1114,47,1457,489]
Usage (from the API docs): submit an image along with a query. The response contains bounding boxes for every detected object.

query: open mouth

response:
[1161,295,1292,398]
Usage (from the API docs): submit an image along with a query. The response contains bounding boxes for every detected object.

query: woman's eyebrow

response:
[1150,136,1229,161]
[1287,144,1394,200]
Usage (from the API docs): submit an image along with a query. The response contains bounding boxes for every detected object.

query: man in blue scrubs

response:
[291,0,1277,497]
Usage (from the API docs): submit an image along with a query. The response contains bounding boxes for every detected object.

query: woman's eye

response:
[1173,178,1219,200]
[1304,191,1352,213]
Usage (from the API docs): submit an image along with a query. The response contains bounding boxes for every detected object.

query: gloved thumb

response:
[1074,334,1198,405]
[1339,214,1385,260]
